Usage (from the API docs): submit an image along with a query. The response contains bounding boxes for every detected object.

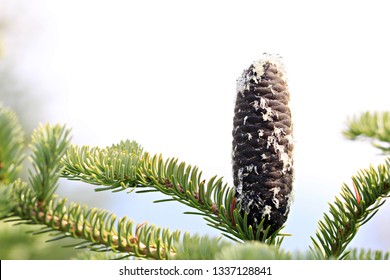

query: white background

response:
[2,0,390,253]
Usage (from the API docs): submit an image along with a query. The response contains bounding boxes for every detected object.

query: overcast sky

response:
[3,0,390,253]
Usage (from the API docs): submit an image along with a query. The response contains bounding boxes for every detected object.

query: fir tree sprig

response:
[61,144,284,243]
[215,241,293,260]
[310,159,390,259]
[344,248,390,260]
[172,233,230,260]
[0,103,26,183]
[344,111,390,153]
[4,179,180,259]
[136,152,238,240]
[173,233,292,260]
[0,122,179,259]
[28,123,71,203]
[62,140,143,190]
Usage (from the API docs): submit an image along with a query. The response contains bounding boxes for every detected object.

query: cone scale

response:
[232,53,294,236]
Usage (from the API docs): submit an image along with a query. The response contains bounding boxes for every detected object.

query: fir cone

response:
[232,53,294,237]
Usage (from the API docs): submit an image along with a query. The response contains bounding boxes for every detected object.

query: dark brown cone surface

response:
[232,54,294,237]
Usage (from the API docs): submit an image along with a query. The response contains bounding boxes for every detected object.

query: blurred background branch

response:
[0,1,80,259]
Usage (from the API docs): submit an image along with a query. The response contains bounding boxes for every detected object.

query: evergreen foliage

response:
[61,143,284,244]
[1,87,390,259]
[344,111,390,153]
[1,102,389,260]
[310,161,390,259]
[0,104,25,184]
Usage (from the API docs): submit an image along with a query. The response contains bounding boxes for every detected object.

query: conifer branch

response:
[61,144,283,243]
[215,241,295,260]
[173,233,230,260]
[62,140,143,190]
[173,233,292,260]
[28,123,71,204]
[0,104,26,183]
[310,159,390,259]
[3,180,179,259]
[344,111,390,153]
[344,248,390,260]
[0,122,179,259]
